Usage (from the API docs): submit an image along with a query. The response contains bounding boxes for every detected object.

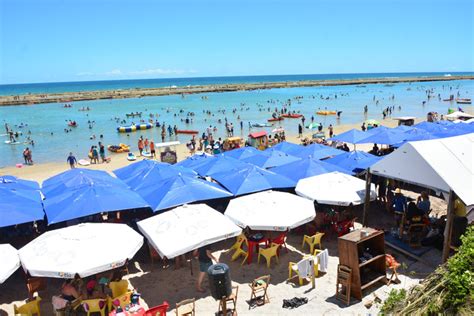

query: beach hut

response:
[225,190,315,231]
[0,244,20,284]
[247,131,268,150]
[137,204,241,259]
[295,172,377,206]
[19,223,143,278]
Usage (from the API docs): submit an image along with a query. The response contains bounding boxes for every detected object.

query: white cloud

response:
[76,71,95,76]
[104,69,123,76]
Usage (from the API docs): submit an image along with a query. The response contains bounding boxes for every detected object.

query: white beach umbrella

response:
[224,190,315,231]
[19,223,143,278]
[137,204,241,259]
[295,171,377,206]
[0,244,20,284]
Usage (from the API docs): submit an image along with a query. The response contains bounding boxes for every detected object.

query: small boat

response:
[456,98,472,104]
[443,98,453,102]
[107,143,130,153]
[176,130,199,134]
[316,110,337,115]
[267,117,284,122]
[127,153,137,161]
[126,112,142,117]
[68,122,78,127]
[281,113,302,118]
[252,123,272,128]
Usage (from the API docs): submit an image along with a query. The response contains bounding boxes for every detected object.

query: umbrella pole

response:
[362,168,372,227]
[442,190,455,263]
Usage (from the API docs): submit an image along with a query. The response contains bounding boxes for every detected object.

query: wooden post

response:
[442,190,456,263]
[362,168,372,227]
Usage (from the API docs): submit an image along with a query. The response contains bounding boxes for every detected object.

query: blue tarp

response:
[271,156,352,181]
[175,153,216,169]
[194,154,248,177]
[291,143,345,160]
[270,142,303,155]
[114,160,196,187]
[130,173,232,211]
[211,165,295,196]
[242,149,301,169]
[325,150,381,173]
[358,128,408,145]
[0,178,44,227]
[328,128,370,144]
[222,146,263,160]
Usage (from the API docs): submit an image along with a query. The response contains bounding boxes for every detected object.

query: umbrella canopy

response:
[328,128,369,144]
[19,223,143,278]
[0,187,44,228]
[193,154,248,177]
[393,125,415,132]
[291,143,345,160]
[413,121,447,133]
[222,146,262,160]
[325,150,381,173]
[296,172,377,206]
[114,160,196,188]
[175,153,216,169]
[130,173,232,212]
[211,164,296,196]
[0,175,40,191]
[356,128,407,145]
[271,141,303,155]
[137,204,241,259]
[0,244,20,283]
[225,190,315,231]
[271,156,352,182]
[242,149,301,169]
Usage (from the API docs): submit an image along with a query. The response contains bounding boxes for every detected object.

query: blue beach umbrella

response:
[271,156,353,182]
[328,128,369,144]
[357,128,407,145]
[271,142,303,155]
[291,143,345,160]
[222,146,262,160]
[211,165,295,196]
[242,149,301,169]
[0,188,44,227]
[175,153,215,169]
[393,125,414,132]
[413,121,447,133]
[0,175,40,191]
[131,173,232,212]
[114,160,196,187]
[194,154,248,177]
[325,150,381,173]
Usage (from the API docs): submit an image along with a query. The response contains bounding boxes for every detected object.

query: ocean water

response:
[0,75,472,167]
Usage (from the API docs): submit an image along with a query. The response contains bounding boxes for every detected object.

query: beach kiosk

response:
[156,141,180,164]
[393,116,416,126]
[248,131,268,150]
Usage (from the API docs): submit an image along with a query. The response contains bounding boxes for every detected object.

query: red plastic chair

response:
[334,218,357,237]
[271,232,288,255]
[144,301,169,316]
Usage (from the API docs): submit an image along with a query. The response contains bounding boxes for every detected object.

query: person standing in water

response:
[67,152,77,169]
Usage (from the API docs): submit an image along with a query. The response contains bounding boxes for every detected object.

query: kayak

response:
[252,123,272,128]
[108,143,130,153]
[142,151,152,158]
[267,117,284,122]
[176,130,199,134]
[316,111,337,115]
[281,114,302,118]
[4,140,22,145]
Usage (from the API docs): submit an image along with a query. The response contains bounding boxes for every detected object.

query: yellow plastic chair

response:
[257,244,279,268]
[14,296,41,316]
[230,235,249,265]
[288,260,306,286]
[301,232,324,254]
[81,298,106,316]
[107,291,132,312]
[228,233,247,254]
[108,280,129,298]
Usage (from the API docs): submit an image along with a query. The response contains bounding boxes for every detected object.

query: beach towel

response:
[316,249,329,273]
[296,258,313,278]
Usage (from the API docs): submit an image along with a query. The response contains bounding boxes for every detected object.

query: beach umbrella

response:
[175,153,215,169]
[242,148,301,169]
[114,159,196,187]
[325,150,381,173]
[137,204,241,259]
[0,244,20,284]
[0,175,40,191]
[272,127,285,133]
[364,125,391,135]
[130,173,232,212]
[413,121,447,133]
[270,141,303,155]
[328,128,369,144]
[365,119,380,125]
[271,156,352,182]
[19,223,143,278]
[222,146,262,160]
[295,172,377,206]
[193,154,248,177]
[393,125,414,132]
[211,164,296,196]
[291,143,345,160]
[225,190,315,231]
[356,128,407,145]
[0,187,44,228]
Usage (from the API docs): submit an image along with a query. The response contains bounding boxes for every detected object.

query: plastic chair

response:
[228,233,247,254]
[249,275,270,305]
[81,298,106,316]
[301,232,324,254]
[257,244,279,268]
[271,232,288,255]
[108,280,129,298]
[230,235,249,265]
[288,257,315,286]
[107,291,132,312]
[145,301,169,316]
[14,296,41,316]
[175,298,195,316]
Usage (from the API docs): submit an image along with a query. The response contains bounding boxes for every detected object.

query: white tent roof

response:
[19,223,143,278]
[445,111,474,120]
[295,172,377,206]
[137,204,241,259]
[371,133,474,206]
[0,244,20,284]
[225,190,316,231]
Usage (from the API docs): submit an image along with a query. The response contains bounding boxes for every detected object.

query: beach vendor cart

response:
[248,131,268,150]
[157,141,180,164]
[223,136,243,151]
[393,116,415,126]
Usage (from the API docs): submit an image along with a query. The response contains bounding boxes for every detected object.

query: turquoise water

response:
[0,78,472,167]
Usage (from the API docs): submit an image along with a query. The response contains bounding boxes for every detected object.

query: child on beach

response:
[67,152,77,168]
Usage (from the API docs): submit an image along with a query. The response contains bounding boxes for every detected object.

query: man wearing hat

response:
[393,188,407,226]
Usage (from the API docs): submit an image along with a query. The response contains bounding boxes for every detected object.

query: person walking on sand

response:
[194,245,218,292]
[150,140,156,159]
[67,152,77,169]
[99,142,106,163]
[138,138,144,156]
[144,138,149,151]
[328,124,334,138]
[298,123,303,138]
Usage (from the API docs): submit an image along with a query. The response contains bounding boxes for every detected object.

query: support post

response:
[442,190,456,263]
[362,168,372,227]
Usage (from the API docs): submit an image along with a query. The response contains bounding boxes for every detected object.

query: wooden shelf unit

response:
[338,228,387,300]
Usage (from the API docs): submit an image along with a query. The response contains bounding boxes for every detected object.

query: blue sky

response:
[1,0,473,84]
